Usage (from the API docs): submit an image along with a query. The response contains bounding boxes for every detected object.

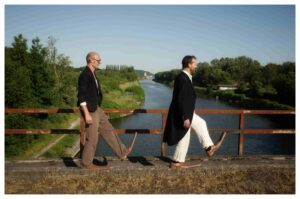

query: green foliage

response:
[5,34,78,109]
[5,34,144,158]
[213,90,247,101]
[101,100,121,109]
[95,68,141,96]
[154,69,181,85]
[125,85,145,100]
[235,81,248,94]
[5,134,40,157]
[43,135,78,158]
[5,34,78,158]
[154,56,295,107]
[194,64,232,86]
[211,90,293,110]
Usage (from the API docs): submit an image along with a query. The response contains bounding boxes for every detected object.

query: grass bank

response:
[5,114,79,159]
[194,86,294,110]
[5,166,294,194]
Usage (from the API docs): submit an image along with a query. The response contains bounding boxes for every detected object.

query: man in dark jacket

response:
[77,52,138,170]
[163,55,227,168]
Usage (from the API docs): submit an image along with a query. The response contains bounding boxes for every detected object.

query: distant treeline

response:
[135,69,154,79]
[154,56,295,107]
[106,64,135,71]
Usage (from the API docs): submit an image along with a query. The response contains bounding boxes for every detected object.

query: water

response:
[96,80,295,157]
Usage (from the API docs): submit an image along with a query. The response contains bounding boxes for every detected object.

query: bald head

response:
[86,52,100,64]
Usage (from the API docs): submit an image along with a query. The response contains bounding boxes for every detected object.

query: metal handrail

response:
[5,108,295,156]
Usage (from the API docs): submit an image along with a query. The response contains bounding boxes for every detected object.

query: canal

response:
[96,80,295,157]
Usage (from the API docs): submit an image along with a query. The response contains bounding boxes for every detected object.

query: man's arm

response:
[176,77,192,128]
[78,73,93,124]
[80,104,93,124]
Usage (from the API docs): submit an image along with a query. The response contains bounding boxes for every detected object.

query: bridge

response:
[4,108,295,194]
[5,108,295,156]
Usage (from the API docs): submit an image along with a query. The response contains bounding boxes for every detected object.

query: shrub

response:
[125,85,145,100]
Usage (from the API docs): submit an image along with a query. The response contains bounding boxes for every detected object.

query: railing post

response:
[161,111,167,157]
[238,111,245,156]
[79,115,85,158]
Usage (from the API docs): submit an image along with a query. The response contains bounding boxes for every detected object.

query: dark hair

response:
[182,55,197,69]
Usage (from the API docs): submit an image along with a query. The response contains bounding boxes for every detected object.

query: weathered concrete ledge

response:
[5,155,295,194]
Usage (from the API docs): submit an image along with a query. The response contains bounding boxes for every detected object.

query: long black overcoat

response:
[163,71,196,146]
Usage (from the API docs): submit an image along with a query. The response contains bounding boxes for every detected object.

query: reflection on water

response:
[96,80,295,156]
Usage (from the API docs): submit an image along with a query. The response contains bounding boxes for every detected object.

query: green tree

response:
[5,34,35,107]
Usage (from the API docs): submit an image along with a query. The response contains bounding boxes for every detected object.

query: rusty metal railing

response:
[5,108,295,156]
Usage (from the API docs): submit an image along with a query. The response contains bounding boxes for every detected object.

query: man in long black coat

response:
[163,55,227,168]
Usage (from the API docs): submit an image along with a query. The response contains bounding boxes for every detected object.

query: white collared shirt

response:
[182,70,193,83]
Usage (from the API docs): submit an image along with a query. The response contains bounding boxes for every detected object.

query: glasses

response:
[92,58,101,63]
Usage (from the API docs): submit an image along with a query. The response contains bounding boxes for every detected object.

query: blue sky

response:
[5,5,295,73]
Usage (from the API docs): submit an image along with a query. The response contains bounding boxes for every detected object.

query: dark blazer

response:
[77,66,103,112]
[163,71,196,146]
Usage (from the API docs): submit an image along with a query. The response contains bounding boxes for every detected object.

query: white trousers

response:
[172,112,214,162]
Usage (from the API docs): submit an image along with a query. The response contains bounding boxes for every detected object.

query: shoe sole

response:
[121,132,138,161]
[207,132,227,157]
[169,162,202,169]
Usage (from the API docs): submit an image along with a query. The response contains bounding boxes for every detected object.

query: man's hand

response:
[81,104,93,124]
[85,113,93,124]
[183,119,191,129]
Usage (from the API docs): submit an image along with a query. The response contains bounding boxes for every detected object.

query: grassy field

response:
[104,80,143,109]
[43,134,79,158]
[5,166,295,194]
